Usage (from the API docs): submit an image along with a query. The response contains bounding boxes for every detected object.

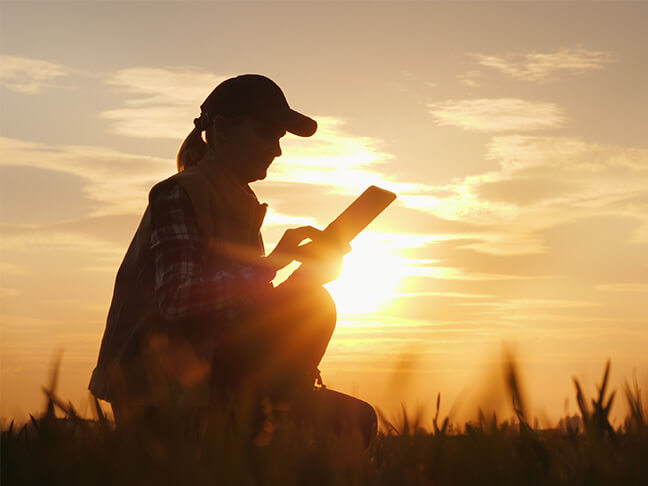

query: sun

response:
[324,233,405,316]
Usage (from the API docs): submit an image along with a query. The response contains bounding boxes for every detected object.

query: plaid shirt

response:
[149,183,276,321]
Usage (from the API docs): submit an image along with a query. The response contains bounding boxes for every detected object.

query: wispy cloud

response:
[102,67,229,138]
[457,70,481,88]
[596,283,648,293]
[1,214,140,252]
[0,227,123,255]
[428,98,565,132]
[270,117,415,195]
[0,137,173,216]
[398,135,648,258]
[478,136,648,244]
[485,135,648,211]
[0,261,28,276]
[471,47,614,82]
[0,55,69,93]
[486,135,648,171]
[0,288,20,298]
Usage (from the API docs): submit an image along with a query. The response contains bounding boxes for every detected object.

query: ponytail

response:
[176,126,208,172]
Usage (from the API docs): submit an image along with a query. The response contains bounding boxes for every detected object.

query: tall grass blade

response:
[623,377,645,432]
[573,378,590,425]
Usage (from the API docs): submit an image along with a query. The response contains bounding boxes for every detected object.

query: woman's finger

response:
[286,226,322,245]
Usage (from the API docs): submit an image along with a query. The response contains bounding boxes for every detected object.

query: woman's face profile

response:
[217,116,286,184]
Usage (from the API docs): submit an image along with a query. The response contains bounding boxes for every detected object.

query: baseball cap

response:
[197,74,317,137]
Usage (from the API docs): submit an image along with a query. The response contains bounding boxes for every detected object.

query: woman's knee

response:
[268,282,336,342]
[311,286,337,331]
[293,285,336,353]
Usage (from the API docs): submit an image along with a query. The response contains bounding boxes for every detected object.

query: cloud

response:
[268,117,415,195]
[428,98,565,132]
[596,283,648,293]
[407,210,648,292]
[486,135,648,171]
[0,137,173,216]
[101,67,229,138]
[457,70,481,88]
[102,105,197,139]
[474,176,580,206]
[0,288,20,298]
[471,47,614,81]
[0,226,124,254]
[1,213,140,250]
[459,135,647,214]
[0,165,94,225]
[0,261,28,276]
[473,136,648,234]
[540,215,648,283]
[399,135,648,259]
[0,55,69,93]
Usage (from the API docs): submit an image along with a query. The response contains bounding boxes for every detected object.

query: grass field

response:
[2,360,646,485]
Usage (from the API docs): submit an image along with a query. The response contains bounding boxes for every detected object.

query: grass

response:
[2,359,647,485]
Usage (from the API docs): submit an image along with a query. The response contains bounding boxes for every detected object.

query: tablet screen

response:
[320,185,397,246]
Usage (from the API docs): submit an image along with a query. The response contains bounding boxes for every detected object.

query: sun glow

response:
[324,233,407,317]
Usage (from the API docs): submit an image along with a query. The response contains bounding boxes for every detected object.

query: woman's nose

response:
[273,140,282,157]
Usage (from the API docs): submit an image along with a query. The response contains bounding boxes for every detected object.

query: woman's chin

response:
[249,169,268,183]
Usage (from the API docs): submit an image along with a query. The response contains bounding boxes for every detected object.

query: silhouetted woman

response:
[89,74,376,445]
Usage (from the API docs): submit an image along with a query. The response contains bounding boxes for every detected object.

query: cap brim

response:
[283,109,317,137]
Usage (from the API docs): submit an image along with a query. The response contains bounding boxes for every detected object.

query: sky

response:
[1,1,647,426]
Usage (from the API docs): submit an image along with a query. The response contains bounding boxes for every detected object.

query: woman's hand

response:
[289,240,352,287]
[289,254,345,287]
[264,226,323,271]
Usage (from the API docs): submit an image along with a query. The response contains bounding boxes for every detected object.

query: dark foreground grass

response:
[2,360,647,486]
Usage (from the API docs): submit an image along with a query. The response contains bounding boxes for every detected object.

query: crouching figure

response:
[89,74,377,447]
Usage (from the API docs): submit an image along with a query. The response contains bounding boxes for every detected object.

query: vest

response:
[89,151,268,406]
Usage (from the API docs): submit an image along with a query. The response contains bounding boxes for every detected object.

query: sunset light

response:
[325,233,407,316]
[1,1,647,436]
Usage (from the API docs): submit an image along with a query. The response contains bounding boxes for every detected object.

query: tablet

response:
[321,185,397,245]
[296,186,397,260]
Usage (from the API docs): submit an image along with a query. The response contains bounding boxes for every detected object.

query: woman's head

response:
[206,114,286,183]
[176,75,317,175]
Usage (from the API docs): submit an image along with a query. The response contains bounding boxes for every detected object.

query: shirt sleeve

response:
[149,182,276,321]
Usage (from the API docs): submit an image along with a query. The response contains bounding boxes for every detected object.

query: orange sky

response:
[1,1,647,426]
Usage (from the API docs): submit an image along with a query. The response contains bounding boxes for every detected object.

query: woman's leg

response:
[210,282,337,401]
[209,281,377,446]
[263,282,336,382]
[299,388,378,448]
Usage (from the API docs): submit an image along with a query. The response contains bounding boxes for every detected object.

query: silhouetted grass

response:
[2,360,647,485]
